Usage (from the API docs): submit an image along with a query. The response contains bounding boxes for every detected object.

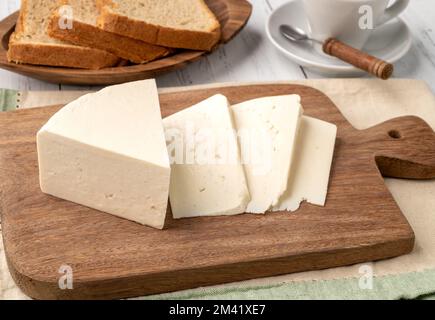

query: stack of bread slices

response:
[7,0,221,69]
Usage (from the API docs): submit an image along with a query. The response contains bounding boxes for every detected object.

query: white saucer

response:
[266,0,413,77]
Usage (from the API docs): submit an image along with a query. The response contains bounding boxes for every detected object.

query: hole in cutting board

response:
[388,130,402,139]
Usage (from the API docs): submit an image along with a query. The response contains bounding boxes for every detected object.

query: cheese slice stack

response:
[273,116,337,211]
[164,94,336,218]
[163,94,250,219]
[37,80,170,229]
[231,95,303,213]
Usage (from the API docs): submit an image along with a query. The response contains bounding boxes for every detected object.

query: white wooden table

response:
[0,0,434,92]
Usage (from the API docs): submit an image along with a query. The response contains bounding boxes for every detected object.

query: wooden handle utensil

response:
[323,38,394,80]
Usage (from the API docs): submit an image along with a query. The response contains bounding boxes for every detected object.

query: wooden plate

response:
[0,0,252,86]
[2,83,434,300]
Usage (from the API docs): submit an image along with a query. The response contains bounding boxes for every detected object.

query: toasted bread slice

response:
[48,0,171,64]
[8,0,120,70]
[97,0,221,51]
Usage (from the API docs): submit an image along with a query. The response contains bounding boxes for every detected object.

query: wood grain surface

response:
[1,84,435,300]
[0,0,252,85]
[323,38,394,80]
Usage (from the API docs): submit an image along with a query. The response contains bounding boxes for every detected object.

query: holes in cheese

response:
[273,116,337,212]
[163,94,250,219]
[231,95,303,213]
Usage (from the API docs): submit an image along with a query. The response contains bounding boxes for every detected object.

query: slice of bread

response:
[48,0,171,64]
[97,0,222,51]
[8,0,120,69]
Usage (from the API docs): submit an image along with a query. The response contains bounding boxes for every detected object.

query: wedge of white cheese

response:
[163,94,250,219]
[37,80,170,229]
[273,116,337,212]
[231,95,303,214]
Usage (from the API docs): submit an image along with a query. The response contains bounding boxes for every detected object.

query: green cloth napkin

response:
[0,89,18,112]
[145,269,435,300]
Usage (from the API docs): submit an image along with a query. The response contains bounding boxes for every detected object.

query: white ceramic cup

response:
[303,0,410,49]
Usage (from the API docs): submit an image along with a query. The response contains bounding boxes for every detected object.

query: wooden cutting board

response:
[1,84,435,300]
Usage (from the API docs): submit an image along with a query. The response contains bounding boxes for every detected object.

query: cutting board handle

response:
[358,116,435,179]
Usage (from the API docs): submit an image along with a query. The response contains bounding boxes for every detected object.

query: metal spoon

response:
[280,25,322,44]
[279,24,394,80]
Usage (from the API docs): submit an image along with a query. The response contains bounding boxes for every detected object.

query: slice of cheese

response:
[37,80,170,229]
[231,95,303,214]
[273,116,337,212]
[163,94,250,219]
